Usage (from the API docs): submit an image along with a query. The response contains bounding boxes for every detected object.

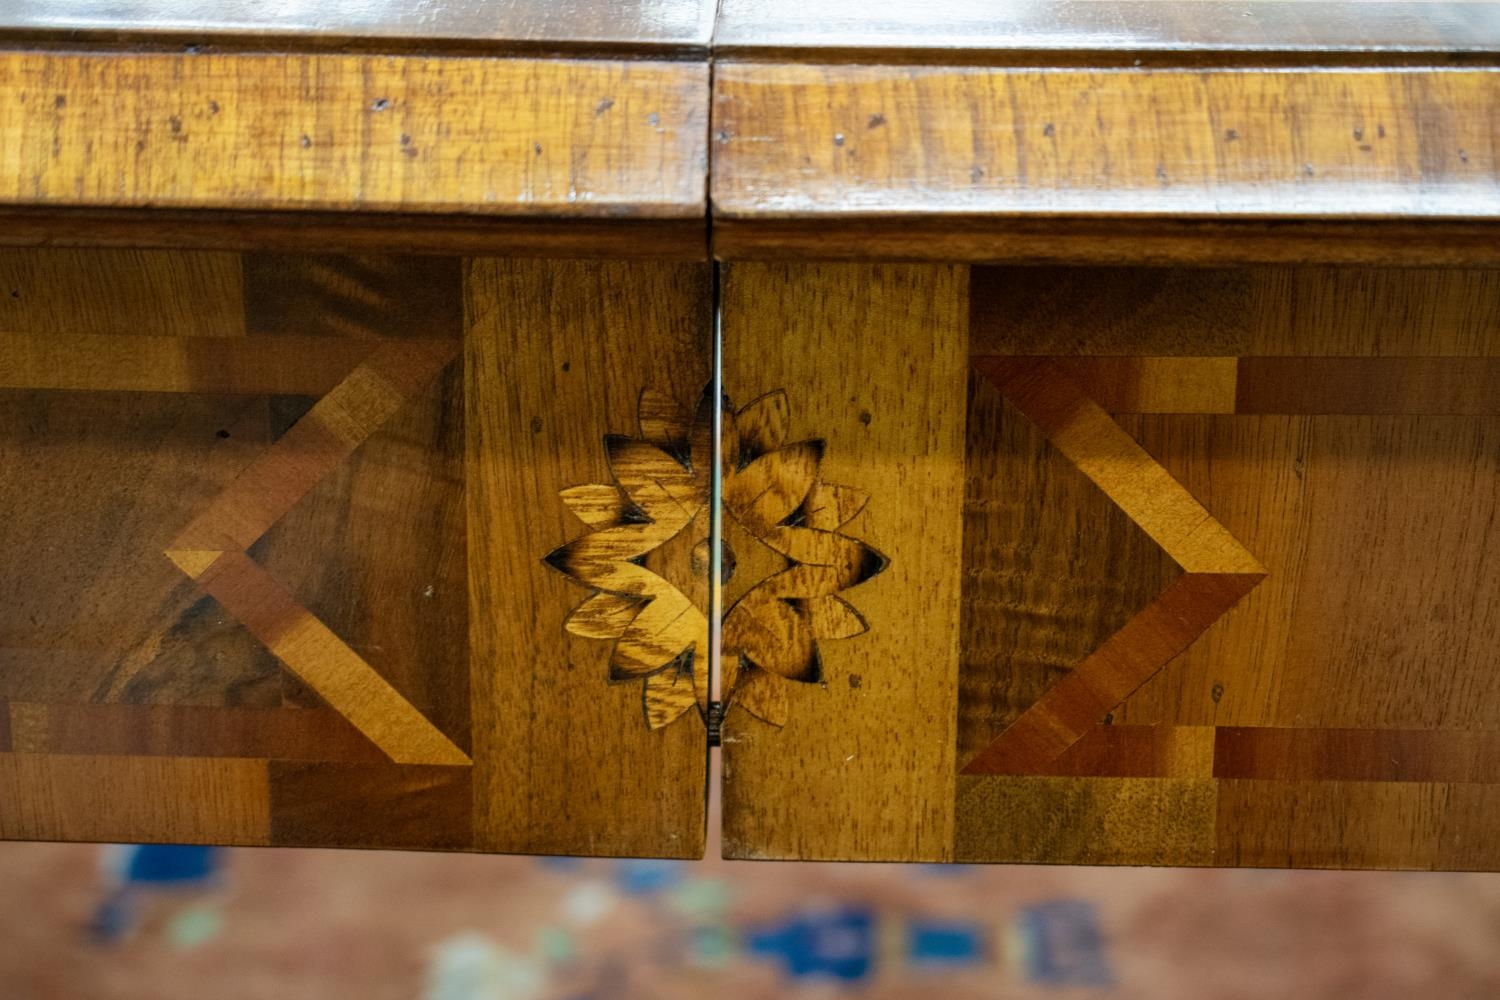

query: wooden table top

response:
[714,1,1500,64]
[0,0,718,55]
[6,1,1496,61]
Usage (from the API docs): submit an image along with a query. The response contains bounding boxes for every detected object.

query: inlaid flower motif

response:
[544,386,886,730]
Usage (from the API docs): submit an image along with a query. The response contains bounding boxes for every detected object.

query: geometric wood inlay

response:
[162,338,470,766]
[970,723,1500,785]
[963,357,1266,775]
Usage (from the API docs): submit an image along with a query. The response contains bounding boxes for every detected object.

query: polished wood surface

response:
[719,262,968,861]
[10,1,1490,62]
[467,258,712,855]
[0,0,716,54]
[713,63,1500,263]
[0,51,709,254]
[716,0,1500,63]
[962,266,1500,867]
[2,3,1499,868]
[0,249,709,855]
[720,263,1500,868]
[714,1,1500,64]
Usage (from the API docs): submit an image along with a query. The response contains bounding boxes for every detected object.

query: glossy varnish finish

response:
[713,1,1500,64]
[712,63,1500,263]
[957,266,1500,868]
[0,249,710,856]
[0,51,709,256]
[0,0,716,54]
[719,262,968,861]
[711,263,1500,867]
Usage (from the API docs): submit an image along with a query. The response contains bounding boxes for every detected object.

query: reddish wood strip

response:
[1041,357,1238,414]
[977,725,1500,783]
[979,723,1218,779]
[1237,357,1500,415]
[1215,727,1500,783]
[977,356,1500,415]
[962,573,1261,774]
[0,333,373,395]
[5,703,383,762]
[269,763,473,850]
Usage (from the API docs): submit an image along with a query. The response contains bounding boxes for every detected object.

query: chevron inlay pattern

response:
[962,357,1267,776]
[165,338,470,767]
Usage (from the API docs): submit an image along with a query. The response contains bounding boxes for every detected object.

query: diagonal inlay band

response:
[963,357,1265,776]
[164,337,468,767]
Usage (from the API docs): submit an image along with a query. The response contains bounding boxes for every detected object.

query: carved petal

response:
[723,588,819,681]
[735,390,791,461]
[544,529,681,594]
[643,657,698,730]
[559,484,632,529]
[806,595,869,639]
[799,482,869,531]
[605,435,703,530]
[564,592,645,639]
[732,665,789,728]
[637,387,690,448]
[609,588,705,679]
[723,440,824,536]
[757,528,888,594]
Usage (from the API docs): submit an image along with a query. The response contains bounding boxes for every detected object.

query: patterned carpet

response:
[3,828,1498,999]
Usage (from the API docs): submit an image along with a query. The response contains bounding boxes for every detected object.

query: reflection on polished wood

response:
[0,0,716,54]
[0,50,710,257]
[0,249,712,856]
[715,0,1500,64]
[713,63,1500,264]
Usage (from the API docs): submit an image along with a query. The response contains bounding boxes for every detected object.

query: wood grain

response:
[972,267,1500,358]
[465,258,710,858]
[959,370,1179,760]
[182,551,470,767]
[247,255,471,755]
[955,775,1217,865]
[712,64,1500,264]
[714,1,1500,65]
[0,208,710,260]
[0,250,289,709]
[0,755,270,844]
[0,52,708,221]
[269,763,472,850]
[5,702,382,762]
[953,263,1500,869]
[0,248,714,855]
[0,248,244,336]
[977,724,1500,784]
[1118,412,1500,732]
[1215,781,1467,870]
[0,0,716,55]
[720,262,968,861]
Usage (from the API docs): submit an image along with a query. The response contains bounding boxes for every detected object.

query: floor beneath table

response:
[2,788,1498,1000]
